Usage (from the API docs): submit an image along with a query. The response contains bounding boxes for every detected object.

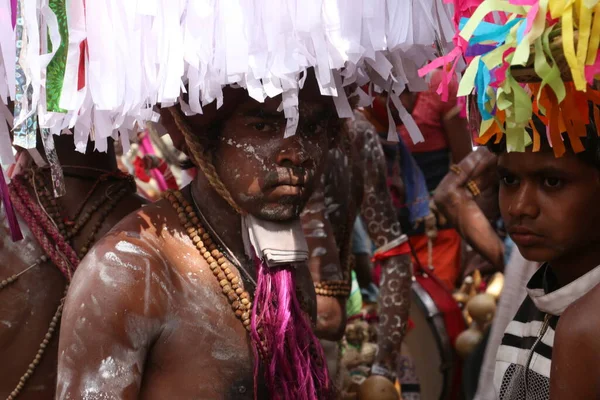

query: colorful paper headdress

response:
[425,0,600,155]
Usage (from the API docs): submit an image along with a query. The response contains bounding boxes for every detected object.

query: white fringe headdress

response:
[1,0,457,166]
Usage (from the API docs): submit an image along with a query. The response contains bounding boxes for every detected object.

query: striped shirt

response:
[494,263,600,400]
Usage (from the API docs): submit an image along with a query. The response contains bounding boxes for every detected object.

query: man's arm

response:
[302,186,347,341]
[56,232,169,400]
[443,114,473,164]
[350,115,412,380]
[550,286,600,399]
[433,147,504,272]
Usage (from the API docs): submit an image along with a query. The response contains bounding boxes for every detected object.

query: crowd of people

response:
[2,1,600,400]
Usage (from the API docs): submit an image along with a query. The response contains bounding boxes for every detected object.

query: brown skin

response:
[302,129,364,342]
[497,148,600,398]
[551,283,600,399]
[302,185,347,341]
[443,113,473,164]
[56,91,336,399]
[0,135,145,400]
[433,147,504,274]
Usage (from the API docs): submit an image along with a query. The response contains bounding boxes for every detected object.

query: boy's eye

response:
[500,175,519,186]
[543,177,563,188]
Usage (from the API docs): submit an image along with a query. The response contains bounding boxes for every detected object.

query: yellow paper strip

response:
[549,0,569,19]
[562,6,587,90]
[577,1,593,74]
[586,5,600,65]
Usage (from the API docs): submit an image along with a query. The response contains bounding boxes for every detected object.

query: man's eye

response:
[543,177,563,188]
[247,122,274,132]
[301,122,322,135]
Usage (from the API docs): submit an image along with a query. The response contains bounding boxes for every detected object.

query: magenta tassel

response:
[0,167,23,241]
[10,0,17,28]
[250,255,332,400]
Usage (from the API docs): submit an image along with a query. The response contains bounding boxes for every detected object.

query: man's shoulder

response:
[558,283,600,340]
[71,199,185,299]
[106,198,178,236]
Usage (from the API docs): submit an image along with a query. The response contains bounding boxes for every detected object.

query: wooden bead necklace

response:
[164,190,270,358]
[314,280,351,298]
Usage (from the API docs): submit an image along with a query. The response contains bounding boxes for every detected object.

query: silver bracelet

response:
[374,234,408,256]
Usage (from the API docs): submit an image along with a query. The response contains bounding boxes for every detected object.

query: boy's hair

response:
[487,101,600,169]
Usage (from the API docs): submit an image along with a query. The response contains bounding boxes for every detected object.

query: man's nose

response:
[508,181,540,220]
[275,144,309,169]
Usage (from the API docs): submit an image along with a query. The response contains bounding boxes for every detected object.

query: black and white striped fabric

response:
[494,263,600,400]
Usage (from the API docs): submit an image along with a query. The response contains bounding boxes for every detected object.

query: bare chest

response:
[141,255,265,399]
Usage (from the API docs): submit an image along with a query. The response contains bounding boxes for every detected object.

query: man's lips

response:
[267,184,304,196]
[508,226,545,246]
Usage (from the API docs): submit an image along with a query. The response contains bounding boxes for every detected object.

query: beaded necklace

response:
[1,168,135,400]
[164,189,271,358]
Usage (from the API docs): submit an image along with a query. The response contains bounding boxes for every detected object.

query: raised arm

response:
[56,230,169,400]
[349,115,412,385]
[433,147,504,272]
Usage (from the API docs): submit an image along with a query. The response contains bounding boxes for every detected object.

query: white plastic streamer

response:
[4,0,455,150]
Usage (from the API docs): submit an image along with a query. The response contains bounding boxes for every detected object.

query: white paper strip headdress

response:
[1,0,457,157]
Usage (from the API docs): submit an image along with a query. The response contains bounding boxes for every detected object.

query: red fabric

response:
[371,241,411,262]
[408,228,462,291]
[398,69,462,152]
[77,40,87,90]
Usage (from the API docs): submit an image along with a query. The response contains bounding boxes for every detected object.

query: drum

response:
[399,272,466,400]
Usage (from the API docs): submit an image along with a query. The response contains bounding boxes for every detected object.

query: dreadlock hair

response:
[168,107,243,214]
[487,101,600,170]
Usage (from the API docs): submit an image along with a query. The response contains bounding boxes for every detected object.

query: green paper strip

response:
[534,27,567,114]
[482,42,512,70]
[46,0,68,113]
[458,56,481,97]
[536,25,566,115]
[513,0,548,66]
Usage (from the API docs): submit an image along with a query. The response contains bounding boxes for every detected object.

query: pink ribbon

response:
[139,133,170,192]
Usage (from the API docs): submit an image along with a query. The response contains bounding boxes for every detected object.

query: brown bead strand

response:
[164,190,270,359]
[166,191,253,328]
[0,255,49,290]
[5,286,68,400]
[314,280,352,298]
[30,172,66,236]
[73,187,129,259]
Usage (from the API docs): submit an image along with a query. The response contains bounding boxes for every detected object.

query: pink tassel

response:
[250,255,332,400]
[139,132,170,192]
[0,166,23,241]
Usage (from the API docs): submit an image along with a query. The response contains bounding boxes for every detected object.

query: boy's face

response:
[498,149,600,264]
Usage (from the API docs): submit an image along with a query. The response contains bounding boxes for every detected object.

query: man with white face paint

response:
[32,2,452,398]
